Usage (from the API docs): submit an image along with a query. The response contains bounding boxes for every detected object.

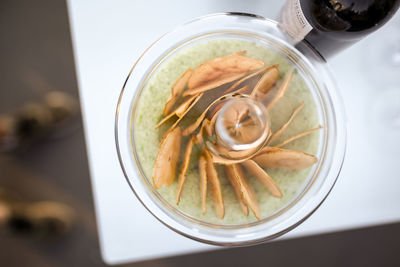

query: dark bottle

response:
[280,0,400,59]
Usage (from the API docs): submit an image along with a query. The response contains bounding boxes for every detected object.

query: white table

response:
[67,1,400,264]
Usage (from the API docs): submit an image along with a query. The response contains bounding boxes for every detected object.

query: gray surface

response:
[0,0,399,266]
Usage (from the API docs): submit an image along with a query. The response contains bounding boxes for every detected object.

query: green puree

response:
[134,39,320,225]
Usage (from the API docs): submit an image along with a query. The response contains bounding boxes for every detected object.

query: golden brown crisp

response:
[184,51,265,96]
[152,127,182,189]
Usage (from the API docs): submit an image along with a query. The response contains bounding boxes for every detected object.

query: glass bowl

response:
[115,13,346,246]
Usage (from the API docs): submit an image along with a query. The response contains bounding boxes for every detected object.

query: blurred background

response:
[0,0,400,266]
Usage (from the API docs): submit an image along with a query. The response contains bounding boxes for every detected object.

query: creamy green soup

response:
[134,39,320,225]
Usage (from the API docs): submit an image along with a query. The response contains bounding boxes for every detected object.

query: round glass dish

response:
[115,13,346,246]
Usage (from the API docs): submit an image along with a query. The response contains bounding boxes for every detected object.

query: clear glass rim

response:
[115,12,347,246]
